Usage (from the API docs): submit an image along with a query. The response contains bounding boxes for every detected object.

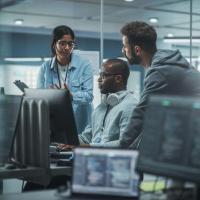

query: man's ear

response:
[134,45,142,56]
[115,75,123,84]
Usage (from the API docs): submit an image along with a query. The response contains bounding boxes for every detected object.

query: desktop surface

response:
[1,189,196,200]
[0,190,139,200]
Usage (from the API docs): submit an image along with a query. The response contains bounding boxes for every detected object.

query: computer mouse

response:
[5,163,17,170]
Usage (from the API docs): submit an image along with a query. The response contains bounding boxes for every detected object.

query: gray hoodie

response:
[120,49,200,149]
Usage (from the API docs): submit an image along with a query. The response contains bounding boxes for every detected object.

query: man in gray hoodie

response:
[120,21,200,149]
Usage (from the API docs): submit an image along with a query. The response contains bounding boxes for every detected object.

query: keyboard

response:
[50,151,73,166]
[50,151,73,159]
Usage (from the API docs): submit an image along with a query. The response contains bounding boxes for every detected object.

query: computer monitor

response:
[24,88,79,145]
[136,95,200,184]
[72,147,139,197]
[0,94,22,165]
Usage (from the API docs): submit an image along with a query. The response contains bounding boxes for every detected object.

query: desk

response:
[0,164,72,192]
[0,166,45,180]
[0,164,72,180]
[0,164,71,180]
[0,190,58,200]
[50,164,71,177]
[0,190,140,200]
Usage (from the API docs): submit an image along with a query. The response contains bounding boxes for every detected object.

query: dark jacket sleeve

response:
[120,69,168,149]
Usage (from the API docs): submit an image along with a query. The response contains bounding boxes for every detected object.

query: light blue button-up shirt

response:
[37,52,93,134]
[79,90,138,147]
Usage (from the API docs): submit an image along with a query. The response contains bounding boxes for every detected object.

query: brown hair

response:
[121,21,157,54]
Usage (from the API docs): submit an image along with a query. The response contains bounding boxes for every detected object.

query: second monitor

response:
[136,95,200,184]
[24,88,79,145]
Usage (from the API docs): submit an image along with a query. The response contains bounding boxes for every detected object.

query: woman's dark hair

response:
[51,25,75,56]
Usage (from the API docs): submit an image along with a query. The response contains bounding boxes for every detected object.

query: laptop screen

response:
[72,148,139,197]
[0,94,22,165]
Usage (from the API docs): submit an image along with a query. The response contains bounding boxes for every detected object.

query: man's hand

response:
[57,143,90,151]
[57,143,75,151]
[63,83,68,90]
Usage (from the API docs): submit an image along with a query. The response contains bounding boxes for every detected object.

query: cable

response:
[21,180,25,192]
[152,176,159,193]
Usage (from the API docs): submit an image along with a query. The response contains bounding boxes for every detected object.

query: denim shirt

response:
[37,52,93,134]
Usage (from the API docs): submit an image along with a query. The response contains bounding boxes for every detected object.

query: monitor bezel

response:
[136,95,200,184]
[72,147,139,197]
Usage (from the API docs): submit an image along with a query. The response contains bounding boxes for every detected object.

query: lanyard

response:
[56,61,69,89]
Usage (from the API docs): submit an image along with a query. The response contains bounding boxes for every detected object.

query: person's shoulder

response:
[124,92,138,103]
[95,102,107,111]
[123,90,136,97]
[71,52,92,73]
[72,51,90,63]
[117,91,138,106]
[118,94,138,116]
[114,90,137,107]
[42,58,53,69]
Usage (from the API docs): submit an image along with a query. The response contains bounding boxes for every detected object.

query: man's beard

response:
[124,49,141,65]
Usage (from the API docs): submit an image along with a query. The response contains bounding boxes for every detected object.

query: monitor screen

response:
[136,95,200,184]
[0,94,22,165]
[24,88,79,145]
[72,148,139,197]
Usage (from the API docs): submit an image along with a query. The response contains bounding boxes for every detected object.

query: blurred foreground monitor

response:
[136,95,200,184]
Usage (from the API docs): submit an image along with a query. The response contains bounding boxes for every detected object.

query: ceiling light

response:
[14,19,24,25]
[149,17,158,24]
[167,33,174,37]
[124,0,134,2]
[163,37,200,44]
[4,58,42,62]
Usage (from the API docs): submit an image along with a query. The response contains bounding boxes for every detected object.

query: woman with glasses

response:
[37,25,93,135]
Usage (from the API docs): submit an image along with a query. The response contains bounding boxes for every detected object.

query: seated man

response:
[78,58,138,147]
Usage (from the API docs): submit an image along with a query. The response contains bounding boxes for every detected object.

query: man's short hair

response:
[104,58,130,85]
[121,21,157,54]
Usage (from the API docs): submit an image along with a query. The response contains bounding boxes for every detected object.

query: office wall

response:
[0,31,145,94]
[0,32,121,59]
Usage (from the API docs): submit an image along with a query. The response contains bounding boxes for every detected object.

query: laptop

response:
[0,94,22,167]
[71,147,139,198]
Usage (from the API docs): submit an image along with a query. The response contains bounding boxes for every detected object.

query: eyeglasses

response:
[99,72,121,79]
[57,40,75,48]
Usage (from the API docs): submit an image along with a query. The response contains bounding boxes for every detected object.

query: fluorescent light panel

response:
[14,19,24,25]
[149,17,158,23]
[4,58,42,62]
[164,37,200,44]
[167,33,174,37]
